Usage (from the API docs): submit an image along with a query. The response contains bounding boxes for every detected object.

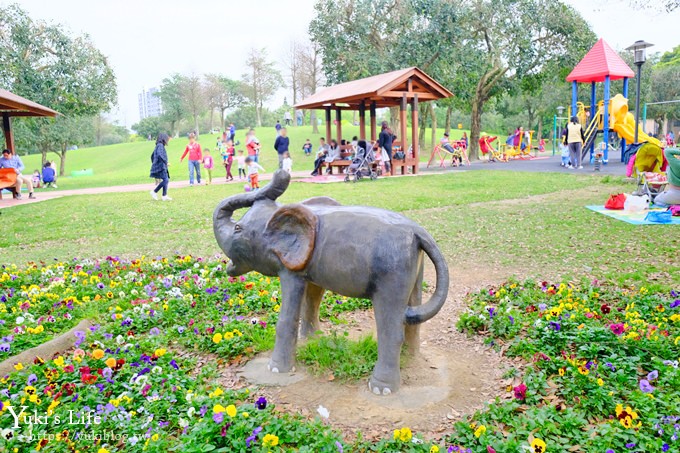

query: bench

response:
[0,168,18,199]
[322,145,355,175]
[389,141,418,175]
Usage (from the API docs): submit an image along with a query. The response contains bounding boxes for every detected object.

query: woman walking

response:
[564,116,585,169]
[150,133,172,201]
[378,121,393,174]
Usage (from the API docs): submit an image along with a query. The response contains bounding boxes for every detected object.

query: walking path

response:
[0,154,628,209]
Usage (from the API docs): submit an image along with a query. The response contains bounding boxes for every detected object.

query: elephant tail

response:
[404,230,449,325]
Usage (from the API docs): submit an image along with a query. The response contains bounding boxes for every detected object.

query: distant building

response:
[138,87,162,119]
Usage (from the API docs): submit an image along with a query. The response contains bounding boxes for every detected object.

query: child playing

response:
[560,143,570,167]
[245,156,265,190]
[202,150,215,184]
[282,151,292,174]
[32,170,41,188]
[538,138,546,153]
[302,139,312,156]
[237,150,247,179]
[42,162,56,188]
[222,140,235,181]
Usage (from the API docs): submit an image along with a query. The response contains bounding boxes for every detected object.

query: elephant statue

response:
[213,170,449,395]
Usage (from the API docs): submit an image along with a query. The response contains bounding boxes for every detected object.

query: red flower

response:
[487,447,497,453]
[127,330,135,337]
[600,304,611,314]
[79,366,91,375]
[513,383,527,401]
[81,373,98,384]
[115,359,125,370]
[63,365,74,373]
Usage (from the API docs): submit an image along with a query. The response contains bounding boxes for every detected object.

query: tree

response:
[157,74,186,137]
[451,0,595,158]
[242,48,284,127]
[0,3,117,172]
[204,74,246,130]
[132,116,165,139]
[181,74,206,136]
[629,0,679,12]
[296,42,325,133]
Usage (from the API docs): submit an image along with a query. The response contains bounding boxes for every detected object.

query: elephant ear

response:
[265,204,317,271]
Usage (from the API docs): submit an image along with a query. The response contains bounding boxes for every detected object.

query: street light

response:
[553,106,566,155]
[557,106,565,116]
[626,40,654,144]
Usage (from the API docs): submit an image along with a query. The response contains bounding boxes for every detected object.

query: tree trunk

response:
[418,104,428,148]
[221,108,228,130]
[445,106,452,135]
[209,108,214,131]
[56,145,67,177]
[193,114,199,136]
[311,110,319,134]
[537,120,543,146]
[469,97,483,160]
[256,102,263,127]
[430,103,437,153]
[95,115,103,147]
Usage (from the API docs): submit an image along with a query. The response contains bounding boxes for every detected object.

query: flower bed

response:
[453,280,680,452]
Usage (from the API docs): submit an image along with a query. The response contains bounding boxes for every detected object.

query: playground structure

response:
[500,129,534,160]
[565,39,662,164]
[427,138,470,168]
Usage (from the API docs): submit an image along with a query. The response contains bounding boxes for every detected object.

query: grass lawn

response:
[2,170,676,289]
[19,126,494,191]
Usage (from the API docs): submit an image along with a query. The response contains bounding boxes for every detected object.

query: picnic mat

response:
[586,205,680,225]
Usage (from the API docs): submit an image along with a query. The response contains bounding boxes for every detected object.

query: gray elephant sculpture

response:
[213,170,449,394]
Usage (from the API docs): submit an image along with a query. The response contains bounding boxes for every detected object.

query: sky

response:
[7,0,680,128]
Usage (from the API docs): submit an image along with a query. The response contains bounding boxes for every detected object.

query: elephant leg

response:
[300,283,324,339]
[404,254,424,355]
[369,290,408,395]
[269,273,305,373]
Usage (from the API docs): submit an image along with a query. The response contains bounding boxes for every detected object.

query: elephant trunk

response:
[213,170,292,249]
[404,231,449,325]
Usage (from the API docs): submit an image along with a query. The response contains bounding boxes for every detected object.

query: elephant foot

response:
[268,359,295,374]
[368,374,399,396]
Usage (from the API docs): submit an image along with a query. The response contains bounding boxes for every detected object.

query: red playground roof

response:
[566,39,635,83]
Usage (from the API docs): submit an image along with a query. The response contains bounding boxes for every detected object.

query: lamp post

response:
[626,40,654,144]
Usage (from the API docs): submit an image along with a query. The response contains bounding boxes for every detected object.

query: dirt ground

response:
[174,263,524,442]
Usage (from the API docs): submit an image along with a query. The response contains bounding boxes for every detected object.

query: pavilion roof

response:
[295,67,452,110]
[566,39,635,83]
[0,89,59,117]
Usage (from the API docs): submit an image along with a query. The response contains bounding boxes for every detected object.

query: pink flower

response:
[513,383,527,401]
[610,323,625,335]
[585,312,594,318]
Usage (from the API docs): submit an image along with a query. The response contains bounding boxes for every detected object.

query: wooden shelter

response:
[294,67,453,175]
[0,89,59,153]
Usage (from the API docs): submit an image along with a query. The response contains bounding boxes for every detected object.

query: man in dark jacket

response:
[274,127,290,169]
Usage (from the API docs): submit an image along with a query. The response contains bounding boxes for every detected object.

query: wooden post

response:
[359,101,366,140]
[2,114,14,154]
[399,94,408,176]
[411,94,419,175]
[370,101,377,141]
[324,107,332,143]
[335,107,342,144]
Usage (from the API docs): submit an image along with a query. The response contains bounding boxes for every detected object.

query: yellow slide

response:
[610,94,661,147]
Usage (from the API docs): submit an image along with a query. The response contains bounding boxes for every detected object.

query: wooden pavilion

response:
[294,67,453,175]
[0,89,59,153]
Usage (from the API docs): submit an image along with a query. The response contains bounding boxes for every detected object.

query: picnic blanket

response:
[586,205,680,225]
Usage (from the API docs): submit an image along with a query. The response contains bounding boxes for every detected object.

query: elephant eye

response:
[234,224,242,233]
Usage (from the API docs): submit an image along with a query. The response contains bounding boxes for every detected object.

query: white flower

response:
[151,366,162,374]
[129,435,139,446]
[131,289,139,296]
[250,317,259,325]
[316,405,330,419]
[116,335,125,345]
[118,291,126,298]
[411,438,423,444]
[179,418,189,428]
[15,316,24,325]
[185,393,193,403]
[1,428,15,440]
[187,407,196,418]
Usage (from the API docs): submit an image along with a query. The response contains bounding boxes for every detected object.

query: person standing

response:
[228,123,236,143]
[180,132,203,185]
[223,140,235,181]
[202,150,215,184]
[654,147,680,206]
[149,133,172,201]
[564,116,585,169]
[0,149,34,199]
[275,120,282,136]
[378,121,393,174]
[284,111,292,126]
[274,127,290,169]
[246,129,261,164]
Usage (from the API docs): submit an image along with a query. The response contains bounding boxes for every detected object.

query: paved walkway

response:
[0,153,629,209]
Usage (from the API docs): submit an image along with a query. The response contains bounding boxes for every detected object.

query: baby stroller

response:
[344,141,378,183]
